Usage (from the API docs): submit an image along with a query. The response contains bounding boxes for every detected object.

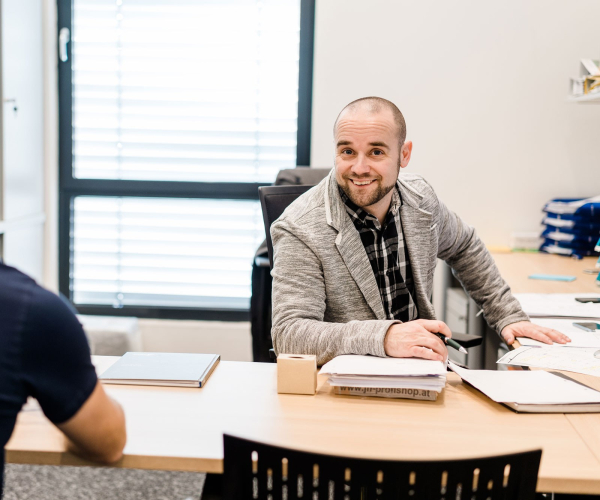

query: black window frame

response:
[57,0,315,321]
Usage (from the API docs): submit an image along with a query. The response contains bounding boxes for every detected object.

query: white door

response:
[0,0,44,281]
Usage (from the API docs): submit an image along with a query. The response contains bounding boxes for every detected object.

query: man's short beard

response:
[340,176,397,208]
[339,161,401,208]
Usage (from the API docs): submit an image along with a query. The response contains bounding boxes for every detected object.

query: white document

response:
[319,355,446,377]
[449,362,600,405]
[514,293,600,319]
[497,346,600,377]
[517,318,600,348]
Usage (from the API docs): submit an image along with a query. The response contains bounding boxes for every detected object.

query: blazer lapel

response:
[325,173,386,320]
[398,181,433,317]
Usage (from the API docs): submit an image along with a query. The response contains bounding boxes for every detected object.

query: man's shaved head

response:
[334,97,407,149]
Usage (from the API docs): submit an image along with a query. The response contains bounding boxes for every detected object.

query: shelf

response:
[567,92,600,104]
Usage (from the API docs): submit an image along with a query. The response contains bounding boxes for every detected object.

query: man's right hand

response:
[383,319,452,362]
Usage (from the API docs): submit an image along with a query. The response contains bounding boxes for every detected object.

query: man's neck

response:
[362,189,395,225]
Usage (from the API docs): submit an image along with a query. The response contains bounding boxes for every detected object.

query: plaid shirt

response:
[340,184,418,322]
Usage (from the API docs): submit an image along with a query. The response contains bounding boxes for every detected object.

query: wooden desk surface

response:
[7,357,600,495]
[490,252,598,294]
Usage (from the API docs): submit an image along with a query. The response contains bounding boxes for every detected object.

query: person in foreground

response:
[0,262,126,497]
[271,97,569,365]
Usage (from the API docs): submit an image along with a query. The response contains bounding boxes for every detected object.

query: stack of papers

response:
[319,355,446,401]
[497,346,600,378]
[500,307,600,379]
[450,362,600,413]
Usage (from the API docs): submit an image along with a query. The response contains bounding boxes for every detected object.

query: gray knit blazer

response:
[271,169,528,365]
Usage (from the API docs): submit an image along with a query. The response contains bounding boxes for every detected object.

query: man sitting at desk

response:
[0,262,127,496]
[271,97,569,365]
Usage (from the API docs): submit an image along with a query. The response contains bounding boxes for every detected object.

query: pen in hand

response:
[433,333,468,354]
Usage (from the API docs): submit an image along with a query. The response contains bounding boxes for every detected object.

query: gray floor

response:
[3,464,206,500]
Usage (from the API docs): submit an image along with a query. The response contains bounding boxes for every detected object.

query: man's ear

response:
[400,141,413,169]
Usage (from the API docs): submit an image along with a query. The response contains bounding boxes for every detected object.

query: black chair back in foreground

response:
[258,184,314,269]
[222,434,542,500]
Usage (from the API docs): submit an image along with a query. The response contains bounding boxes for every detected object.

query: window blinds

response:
[72,196,265,309]
[72,0,300,182]
[69,0,300,311]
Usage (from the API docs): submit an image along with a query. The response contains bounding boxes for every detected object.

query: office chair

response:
[251,170,329,362]
[258,184,315,270]
[221,434,542,500]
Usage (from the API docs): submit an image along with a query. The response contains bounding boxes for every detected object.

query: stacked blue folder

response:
[540,196,600,259]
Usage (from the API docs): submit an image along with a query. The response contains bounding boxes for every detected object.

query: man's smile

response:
[349,179,376,186]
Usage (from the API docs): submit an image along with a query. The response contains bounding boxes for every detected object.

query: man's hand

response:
[501,320,570,346]
[384,319,452,361]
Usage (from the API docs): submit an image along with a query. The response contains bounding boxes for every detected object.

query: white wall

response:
[310,0,600,246]
[139,320,252,362]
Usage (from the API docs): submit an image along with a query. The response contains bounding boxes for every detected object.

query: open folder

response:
[449,362,600,413]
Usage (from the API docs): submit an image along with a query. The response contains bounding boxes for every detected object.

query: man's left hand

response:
[501,320,570,346]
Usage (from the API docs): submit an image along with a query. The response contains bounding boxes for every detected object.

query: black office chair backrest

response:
[258,184,314,269]
[223,434,541,500]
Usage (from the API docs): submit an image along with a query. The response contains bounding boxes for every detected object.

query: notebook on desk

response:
[99,352,220,388]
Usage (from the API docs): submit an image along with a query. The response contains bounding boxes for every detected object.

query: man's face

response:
[334,108,404,211]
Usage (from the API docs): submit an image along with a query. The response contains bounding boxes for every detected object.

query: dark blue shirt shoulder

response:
[0,264,97,494]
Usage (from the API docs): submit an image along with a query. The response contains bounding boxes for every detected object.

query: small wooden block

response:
[277,354,317,395]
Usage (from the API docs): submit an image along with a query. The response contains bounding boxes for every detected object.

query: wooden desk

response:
[491,252,598,294]
[491,251,600,486]
[7,357,600,495]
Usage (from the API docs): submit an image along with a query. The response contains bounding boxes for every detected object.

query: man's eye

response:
[341,149,353,155]
[372,149,383,155]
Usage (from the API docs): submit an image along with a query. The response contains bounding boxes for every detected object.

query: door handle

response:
[3,98,17,112]
[59,27,70,62]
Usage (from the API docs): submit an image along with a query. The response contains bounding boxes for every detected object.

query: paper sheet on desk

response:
[517,318,600,348]
[319,355,446,377]
[449,362,600,404]
[514,293,600,319]
[497,346,600,377]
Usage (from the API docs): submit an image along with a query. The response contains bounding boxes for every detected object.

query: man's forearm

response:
[272,316,397,365]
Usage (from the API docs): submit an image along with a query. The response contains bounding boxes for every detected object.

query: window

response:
[58,0,315,320]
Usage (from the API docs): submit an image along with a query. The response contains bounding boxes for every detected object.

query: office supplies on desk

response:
[319,355,446,400]
[277,354,317,395]
[516,318,600,348]
[514,293,600,319]
[497,346,600,377]
[449,362,600,413]
[433,333,468,353]
[573,322,600,332]
[528,274,576,282]
[540,196,600,258]
[99,352,220,387]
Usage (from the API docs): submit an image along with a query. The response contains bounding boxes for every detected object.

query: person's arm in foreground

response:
[57,382,126,463]
[23,286,126,463]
